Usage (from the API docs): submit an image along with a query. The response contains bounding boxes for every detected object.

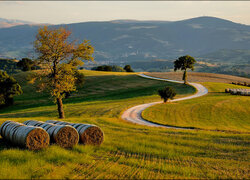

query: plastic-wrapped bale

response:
[230,89,236,95]
[225,88,230,93]
[23,120,79,148]
[46,120,104,145]
[0,121,49,150]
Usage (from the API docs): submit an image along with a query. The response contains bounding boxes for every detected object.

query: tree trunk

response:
[183,70,187,84]
[164,98,168,103]
[57,98,65,119]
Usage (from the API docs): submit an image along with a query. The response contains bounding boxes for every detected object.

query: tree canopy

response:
[158,87,176,103]
[33,26,94,118]
[17,58,35,71]
[0,71,22,107]
[92,65,125,72]
[174,55,196,84]
[124,65,134,72]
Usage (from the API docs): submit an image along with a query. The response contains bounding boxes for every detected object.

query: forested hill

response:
[0,16,250,63]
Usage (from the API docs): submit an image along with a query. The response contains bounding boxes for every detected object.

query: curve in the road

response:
[121,74,208,129]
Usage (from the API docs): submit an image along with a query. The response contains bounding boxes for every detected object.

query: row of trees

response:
[92,64,134,72]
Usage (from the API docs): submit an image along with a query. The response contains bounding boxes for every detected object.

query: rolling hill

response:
[0,70,249,178]
[0,16,249,61]
[0,16,250,77]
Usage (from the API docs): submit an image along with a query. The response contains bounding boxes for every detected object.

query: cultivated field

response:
[145,72,250,84]
[0,70,249,179]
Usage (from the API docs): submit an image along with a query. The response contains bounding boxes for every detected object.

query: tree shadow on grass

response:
[0,109,57,118]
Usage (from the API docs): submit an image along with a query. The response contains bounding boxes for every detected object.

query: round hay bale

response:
[231,89,237,95]
[225,88,229,93]
[46,120,59,124]
[0,121,49,150]
[24,120,79,148]
[46,120,104,145]
[78,125,104,145]
[23,120,44,126]
[14,126,49,150]
[0,121,10,137]
[52,125,79,148]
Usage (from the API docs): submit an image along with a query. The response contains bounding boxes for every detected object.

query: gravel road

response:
[121,74,208,129]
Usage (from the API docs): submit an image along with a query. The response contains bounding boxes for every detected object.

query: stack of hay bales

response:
[225,88,250,96]
[23,120,79,148]
[46,120,104,145]
[0,121,49,150]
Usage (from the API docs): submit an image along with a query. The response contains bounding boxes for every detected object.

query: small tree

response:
[124,65,134,72]
[158,87,176,103]
[33,26,94,119]
[174,55,196,84]
[0,71,22,107]
[17,58,35,71]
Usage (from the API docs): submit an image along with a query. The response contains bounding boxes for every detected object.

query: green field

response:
[0,70,249,179]
[143,82,250,132]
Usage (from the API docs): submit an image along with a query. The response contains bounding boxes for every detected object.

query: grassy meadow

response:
[0,70,249,179]
[143,82,250,132]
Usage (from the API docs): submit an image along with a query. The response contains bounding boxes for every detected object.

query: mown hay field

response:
[143,82,250,132]
[0,70,249,179]
[145,72,250,84]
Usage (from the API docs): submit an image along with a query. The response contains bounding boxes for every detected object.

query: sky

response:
[0,1,250,25]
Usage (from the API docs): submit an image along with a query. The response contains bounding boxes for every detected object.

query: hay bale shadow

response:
[0,138,16,150]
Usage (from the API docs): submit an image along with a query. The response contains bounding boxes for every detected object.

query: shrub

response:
[0,71,23,107]
[158,87,176,103]
[124,65,134,72]
[17,58,35,71]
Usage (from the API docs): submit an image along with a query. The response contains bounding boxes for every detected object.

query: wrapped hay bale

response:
[225,88,230,93]
[0,121,49,150]
[230,89,236,95]
[46,120,104,145]
[236,89,241,95]
[23,120,79,148]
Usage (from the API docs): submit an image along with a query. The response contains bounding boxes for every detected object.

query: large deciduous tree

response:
[33,26,94,119]
[174,55,196,84]
[0,71,22,107]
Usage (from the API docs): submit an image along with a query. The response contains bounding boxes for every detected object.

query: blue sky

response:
[0,1,250,25]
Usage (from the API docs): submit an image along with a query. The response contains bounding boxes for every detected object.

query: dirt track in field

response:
[121,74,208,129]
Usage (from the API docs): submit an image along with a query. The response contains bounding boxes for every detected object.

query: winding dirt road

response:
[121,74,208,129]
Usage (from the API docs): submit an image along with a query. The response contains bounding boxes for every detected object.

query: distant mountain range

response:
[0,16,249,74]
[0,18,34,28]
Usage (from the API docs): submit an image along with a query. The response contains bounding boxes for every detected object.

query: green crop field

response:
[0,70,249,179]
